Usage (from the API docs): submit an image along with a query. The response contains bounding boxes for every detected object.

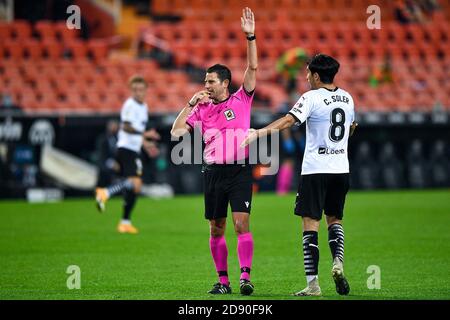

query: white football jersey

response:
[117,97,148,153]
[288,87,355,175]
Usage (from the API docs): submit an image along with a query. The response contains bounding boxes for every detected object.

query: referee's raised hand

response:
[241,7,255,35]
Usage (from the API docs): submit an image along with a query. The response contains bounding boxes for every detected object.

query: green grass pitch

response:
[0,190,449,300]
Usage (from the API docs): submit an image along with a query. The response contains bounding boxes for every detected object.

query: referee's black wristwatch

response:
[246,34,256,41]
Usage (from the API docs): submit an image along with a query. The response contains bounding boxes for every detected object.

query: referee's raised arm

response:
[241,7,257,93]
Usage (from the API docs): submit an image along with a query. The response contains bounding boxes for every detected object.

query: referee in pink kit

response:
[171,7,257,295]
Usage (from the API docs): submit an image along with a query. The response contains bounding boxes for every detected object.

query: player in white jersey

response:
[242,54,357,296]
[95,76,160,234]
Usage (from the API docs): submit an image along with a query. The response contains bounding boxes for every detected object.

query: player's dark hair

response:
[307,54,340,84]
[206,64,232,87]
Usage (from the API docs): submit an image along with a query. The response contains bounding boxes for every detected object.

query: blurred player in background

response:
[171,8,257,295]
[95,76,160,234]
[243,54,357,296]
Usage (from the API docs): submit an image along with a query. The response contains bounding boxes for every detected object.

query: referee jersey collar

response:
[212,94,231,105]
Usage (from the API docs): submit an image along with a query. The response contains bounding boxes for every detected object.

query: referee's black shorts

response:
[116,147,143,177]
[203,163,253,220]
[294,173,350,221]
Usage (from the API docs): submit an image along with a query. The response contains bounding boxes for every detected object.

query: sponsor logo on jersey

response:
[318,147,345,155]
[292,107,302,114]
[224,109,236,121]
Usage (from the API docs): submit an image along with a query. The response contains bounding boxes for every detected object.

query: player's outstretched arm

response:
[241,7,257,92]
[241,114,296,147]
[170,90,208,138]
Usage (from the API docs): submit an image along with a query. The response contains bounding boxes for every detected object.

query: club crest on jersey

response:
[224,109,236,121]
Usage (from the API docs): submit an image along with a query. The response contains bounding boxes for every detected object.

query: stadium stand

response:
[0,18,203,114]
[144,0,450,111]
[0,0,449,113]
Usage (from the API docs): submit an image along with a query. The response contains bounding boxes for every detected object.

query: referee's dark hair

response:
[307,54,340,84]
[207,64,232,87]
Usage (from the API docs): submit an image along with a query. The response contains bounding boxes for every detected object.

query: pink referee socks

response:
[209,235,229,286]
[237,232,254,281]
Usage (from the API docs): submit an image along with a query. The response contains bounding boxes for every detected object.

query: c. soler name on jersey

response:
[323,95,350,106]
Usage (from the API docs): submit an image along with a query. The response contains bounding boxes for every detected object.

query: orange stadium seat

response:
[62,92,86,110]
[35,80,56,95]
[385,42,403,58]
[11,20,32,39]
[439,43,450,59]
[0,22,12,39]
[71,57,94,69]
[39,66,59,84]
[4,41,25,59]
[93,77,111,93]
[152,0,171,15]
[20,91,40,110]
[83,89,102,109]
[42,40,63,59]
[88,39,110,61]
[0,75,7,88]
[76,70,95,85]
[65,40,88,59]
[54,21,80,42]
[0,42,5,59]
[35,20,57,40]
[13,85,34,100]
[104,70,125,86]
[22,65,40,84]
[419,44,439,61]
[108,82,128,97]
[101,94,123,112]
[3,81,25,98]
[35,90,59,110]
[24,40,43,59]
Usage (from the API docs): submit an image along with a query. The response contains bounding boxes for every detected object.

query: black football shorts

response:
[203,163,253,220]
[116,147,143,177]
[295,173,350,220]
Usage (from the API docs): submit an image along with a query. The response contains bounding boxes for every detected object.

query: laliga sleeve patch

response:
[224,109,236,121]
